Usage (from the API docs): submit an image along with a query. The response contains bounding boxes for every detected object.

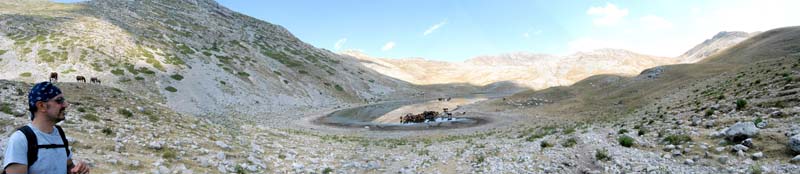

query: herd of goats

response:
[48,72,101,84]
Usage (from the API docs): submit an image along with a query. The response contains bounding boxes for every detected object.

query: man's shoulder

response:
[8,128,30,144]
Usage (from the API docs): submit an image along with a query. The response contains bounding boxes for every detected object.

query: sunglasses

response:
[50,97,66,104]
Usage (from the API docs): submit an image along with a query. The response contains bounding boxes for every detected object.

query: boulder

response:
[724,122,758,141]
[741,138,753,148]
[789,134,800,153]
[732,144,749,152]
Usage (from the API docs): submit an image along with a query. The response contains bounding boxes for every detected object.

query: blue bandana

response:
[28,82,62,120]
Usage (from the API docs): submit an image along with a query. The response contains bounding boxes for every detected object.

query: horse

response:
[90,77,101,84]
[49,72,58,82]
[76,76,86,83]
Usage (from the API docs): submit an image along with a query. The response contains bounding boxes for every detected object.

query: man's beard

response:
[56,108,66,122]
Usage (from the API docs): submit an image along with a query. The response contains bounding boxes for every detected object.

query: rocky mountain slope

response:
[680,31,757,63]
[0,0,452,123]
[345,49,676,91]
[343,30,755,92]
[475,26,800,173]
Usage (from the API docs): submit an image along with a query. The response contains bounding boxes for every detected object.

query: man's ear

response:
[36,101,47,112]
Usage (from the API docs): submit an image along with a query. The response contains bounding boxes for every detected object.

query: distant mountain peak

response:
[680,31,756,63]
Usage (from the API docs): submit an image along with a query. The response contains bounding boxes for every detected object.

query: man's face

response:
[40,94,68,122]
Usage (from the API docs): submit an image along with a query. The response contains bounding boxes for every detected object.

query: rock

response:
[704,120,716,128]
[684,159,694,165]
[215,141,231,150]
[672,149,682,156]
[246,165,258,172]
[791,155,800,163]
[751,152,764,160]
[732,144,749,152]
[690,116,702,126]
[718,155,729,164]
[756,121,767,129]
[737,150,746,157]
[148,141,164,150]
[789,134,800,153]
[741,138,753,148]
[136,106,144,112]
[664,144,676,151]
[715,147,726,153]
[724,122,759,141]
[216,152,226,160]
[770,110,785,117]
[292,163,304,170]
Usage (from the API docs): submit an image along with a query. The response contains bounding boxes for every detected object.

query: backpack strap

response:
[17,126,38,168]
[54,125,70,158]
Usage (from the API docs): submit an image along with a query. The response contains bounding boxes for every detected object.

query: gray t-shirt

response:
[2,124,72,174]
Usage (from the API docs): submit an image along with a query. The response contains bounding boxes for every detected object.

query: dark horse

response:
[76,76,86,83]
[90,77,101,84]
[49,72,58,82]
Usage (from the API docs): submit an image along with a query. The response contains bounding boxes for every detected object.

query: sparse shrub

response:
[663,134,692,145]
[618,129,629,134]
[170,74,183,80]
[278,154,286,159]
[237,72,250,77]
[736,99,747,110]
[102,127,112,135]
[298,70,308,74]
[83,113,99,122]
[165,86,177,92]
[219,81,227,85]
[562,138,577,147]
[77,107,86,113]
[19,72,31,77]
[540,140,552,149]
[1,103,13,115]
[322,167,333,174]
[161,148,177,160]
[705,109,715,117]
[618,135,635,147]
[638,128,647,136]
[117,108,133,118]
[135,76,144,81]
[334,84,344,91]
[595,148,611,161]
[111,69,124,76]
[753,117,763,126]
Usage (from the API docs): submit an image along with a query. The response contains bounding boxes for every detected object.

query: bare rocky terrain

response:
[0,0,799,174]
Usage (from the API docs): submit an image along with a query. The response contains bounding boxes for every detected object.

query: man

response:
[3,82,90,174]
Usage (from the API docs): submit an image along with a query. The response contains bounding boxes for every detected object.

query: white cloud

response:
[523,30,542,38]
[423,20,447,36]
[334,38,347,50]
[640,15,672,30]
[381,41,395,51]
[586,3,628,26]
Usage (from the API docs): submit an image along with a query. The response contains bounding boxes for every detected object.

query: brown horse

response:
[49,72,58,82]
[76,76,86,83]
[90,77,101,84]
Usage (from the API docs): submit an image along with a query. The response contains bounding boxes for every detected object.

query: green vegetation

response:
[101,127,113,136]
[165,86,177,92]
[83,113,99,122]
[0,50,7,55]
[237,72,250,77]
[117,108,133,118]
[322,167,333,174]
[334,84,344,91]
[170,74,184,80]
[135,76,144,81]
[595,148,611,161]
[61,69,77,74]
[176,43,195,55]
[663,134,692,145]
[19,72,31,77]
[618,129,629,134]
[540,141,553,149]
[0,102,13,115]
[111,69,124,76]
[260,48,302,67]
[298,70,308,74]
[736,99,748,110]
[161,148,177,159]
[164,54,185,65]
[523,127,557,142]
[145,56,165,71]
[562,138,577,147]
[618,135,635,147]
[754,117,763,126]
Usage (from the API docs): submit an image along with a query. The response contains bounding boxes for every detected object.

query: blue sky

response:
[56,0,800,62]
